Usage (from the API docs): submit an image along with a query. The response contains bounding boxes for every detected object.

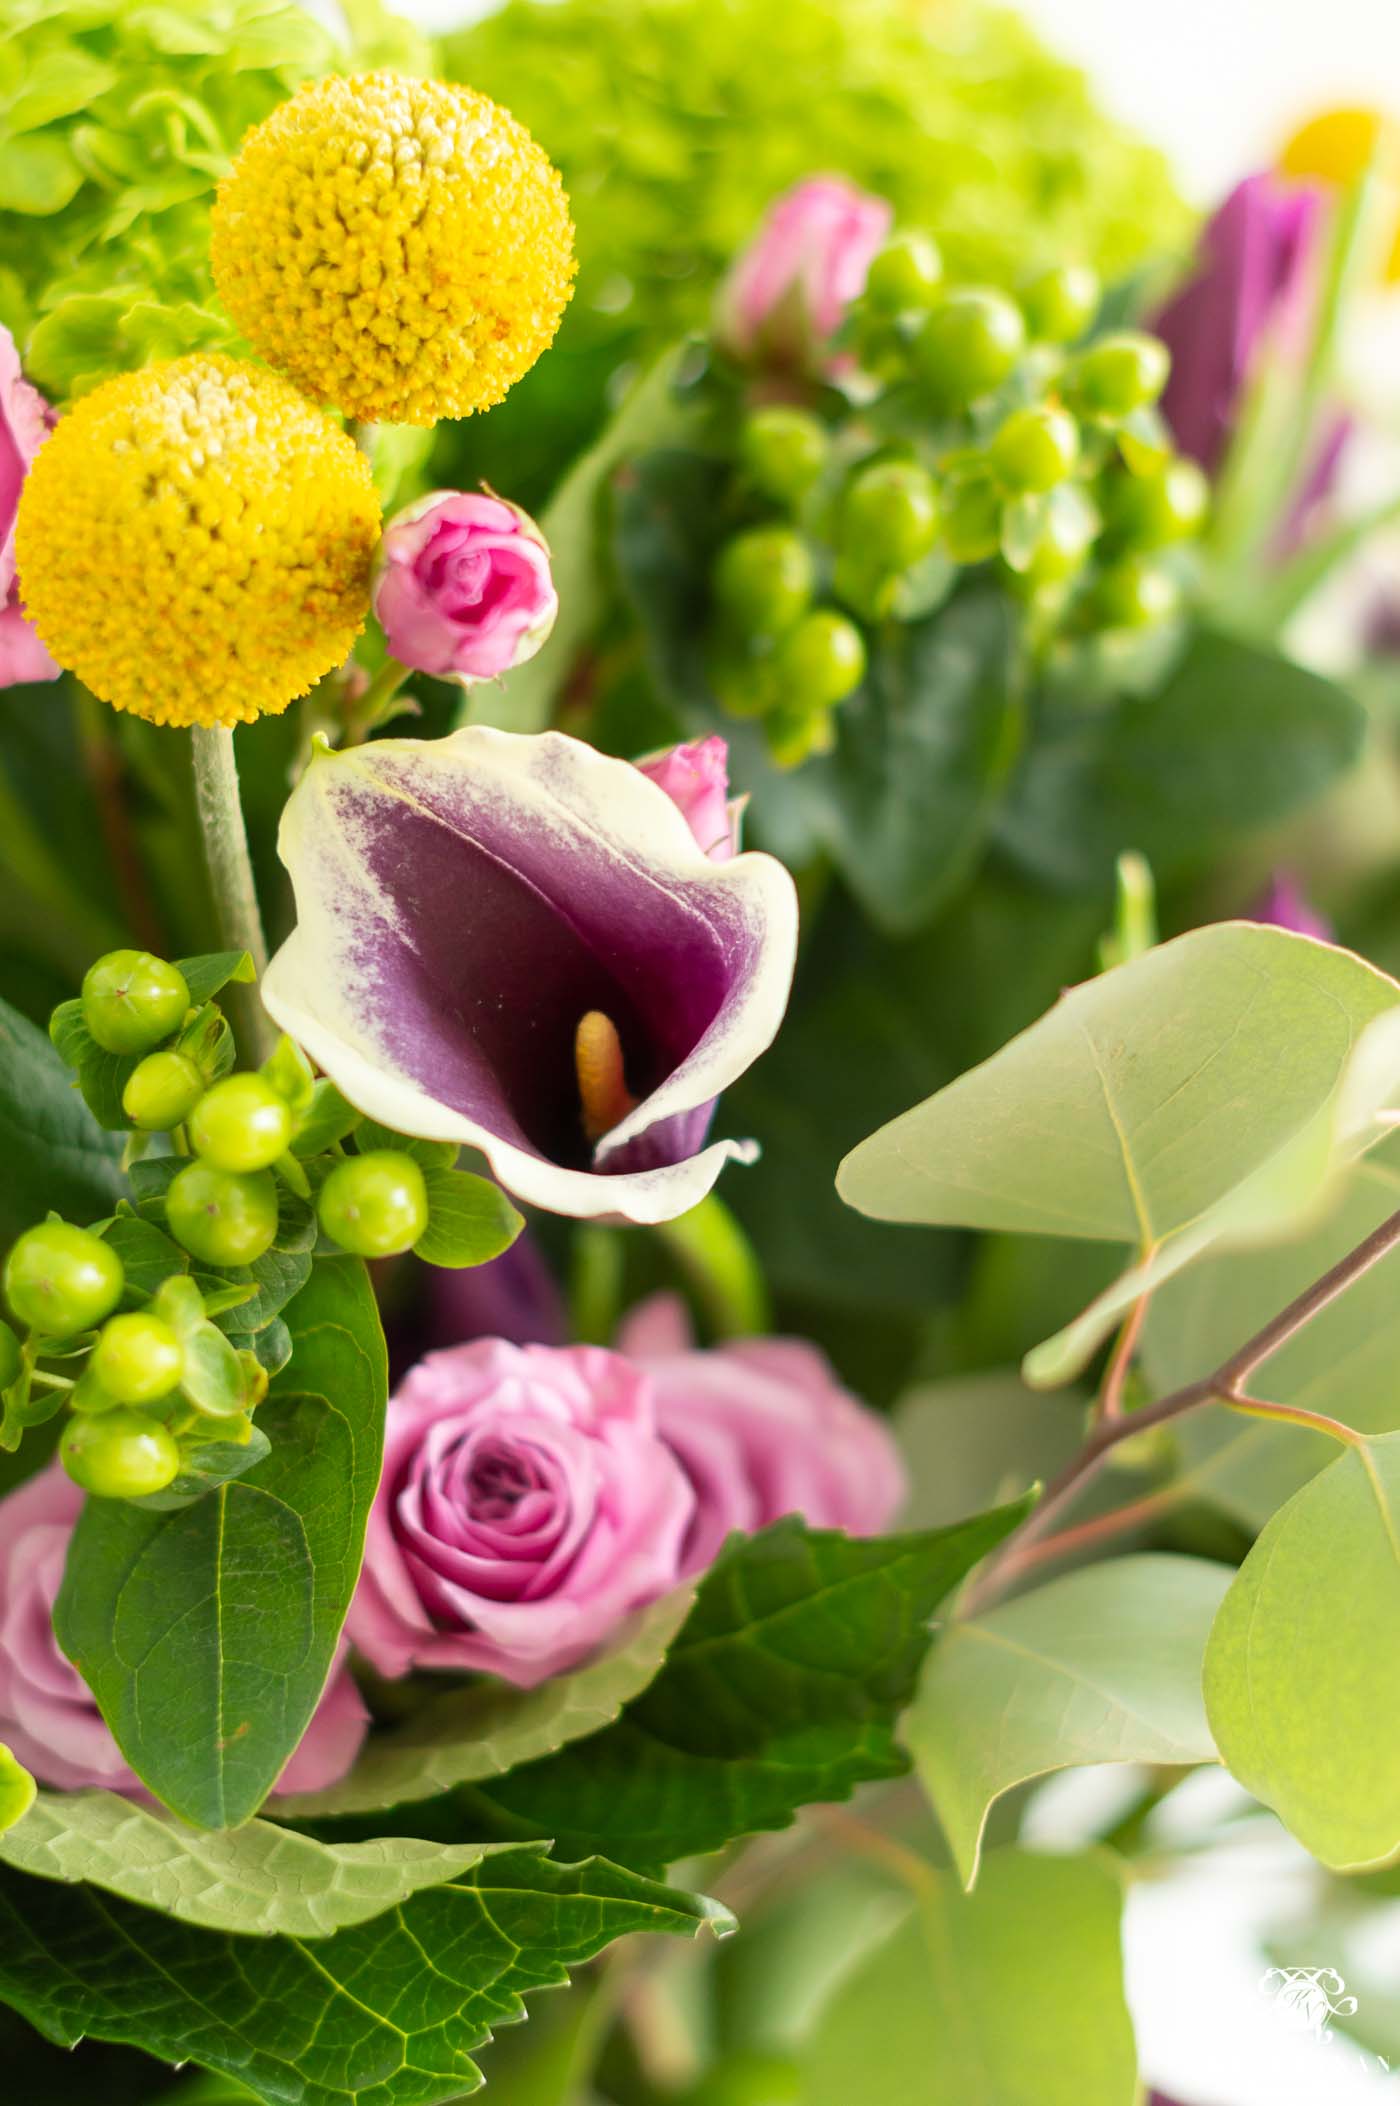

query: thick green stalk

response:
[190,724,273,1061]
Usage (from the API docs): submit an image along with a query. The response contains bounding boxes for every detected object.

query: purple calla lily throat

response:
[262,728,799,1223]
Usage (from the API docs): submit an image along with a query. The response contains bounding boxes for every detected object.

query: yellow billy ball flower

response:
[15,355,380,728]
[210,72,577,426]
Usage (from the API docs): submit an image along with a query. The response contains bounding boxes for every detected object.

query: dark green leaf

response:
[48,998,138,1133]
[95,1213,188,1302]
[175,952,256,1007]
[443,1507,1029,1870]
[290,1079,362,1157]
[356,1119,457,1170]
[0,996,123,1243]
[135,1423,272,1512]
[414,1169,525,1269]
[54,1258,387,1827]
[0,1849,730,2106]
[996,626,1366,891]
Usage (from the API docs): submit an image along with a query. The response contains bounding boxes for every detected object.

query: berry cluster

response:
[0,949,514,1502]
[707,242,1207,766]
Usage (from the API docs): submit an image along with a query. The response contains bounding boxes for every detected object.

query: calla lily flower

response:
[262,728,799,1224]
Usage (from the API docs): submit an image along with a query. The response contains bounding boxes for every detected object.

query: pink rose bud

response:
[0,1465,368,1795]
[372,489,559,684]
[716,176,893,373]
[348,1340,695,1687]
[0,325,59,688]
[637,736,742,860]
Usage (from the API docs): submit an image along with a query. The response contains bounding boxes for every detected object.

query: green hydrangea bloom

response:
[438,0,1193,501]
[0,0,431,400]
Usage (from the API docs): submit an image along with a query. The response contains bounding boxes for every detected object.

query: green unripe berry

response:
[1091,553,1182,629]
[318,1151,429,1258]
[914,289,1026,409]
[840,459,940,572]
[864,230,943,313]
[0,1320,20,1391]
[166,1163,279,1267]
[765,701,836,770]
[122,1049,206,1131]
[60,1409,180,1499]
[709,647,778,720]
[4,1223,123,1337]
[989,404,1081,493]
[81,950,189,1055]
[1105,456,1210,547]
[1020,261,1100,344]
[1020,499,1098,584]
[772,609,866,708]
[190,1073,295,1173]
[712,527,815,637]
[1070,331,1170,416]
[91,1312,184,1405]
[740,406,829,506]
[942,475,1003,563]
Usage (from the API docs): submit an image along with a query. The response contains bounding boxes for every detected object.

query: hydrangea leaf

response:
[839,924,1400,1384]
[280,1585,696,1820]
[0,1790,510,1939]
[803,1848,1136,2106]
[440,1506,1029,1871]
[1205,1431,1400,1871]
[54,1258,386,1829]
[909,1555,1231,1885]
[0,1848,732,2106]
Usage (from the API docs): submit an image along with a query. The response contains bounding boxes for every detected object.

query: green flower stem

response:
[190,724,273,1062]
[653,1192,770,1338]
[351,656,412,737]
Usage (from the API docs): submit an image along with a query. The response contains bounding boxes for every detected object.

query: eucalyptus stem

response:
[962,1202,1400,1613]
[190,723,273,1061]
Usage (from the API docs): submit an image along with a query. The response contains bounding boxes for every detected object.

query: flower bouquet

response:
[2,3,1400,2102]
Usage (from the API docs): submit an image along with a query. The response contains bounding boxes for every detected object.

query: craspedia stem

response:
[191,725,273,1061]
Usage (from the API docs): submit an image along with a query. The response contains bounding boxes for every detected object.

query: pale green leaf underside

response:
[908,1555,1231,1886]
[804,1848,1136,2106]
[1205,1430,1400,1872]
[838,924,1400,1382]
[0,1789,508,1938]
[279,1584,696,1818]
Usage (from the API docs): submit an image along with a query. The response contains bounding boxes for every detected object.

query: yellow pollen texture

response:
[15,354,381,729]
[210,72,577,426]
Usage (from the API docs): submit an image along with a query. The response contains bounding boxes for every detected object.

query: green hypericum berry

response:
[1091,553,1182,629]
[60,1409,181,1499]
[739,406,829,506]
[1105,456,1210,547]
[166,1162,279,1267]
[4,1223,123,1337]
[864,230,943,313]
[1069,332,1171,416]
[765,701,836,770]
[712,527,816,636]
[773,609,867,708]
[1019,491,1099,582]
[0,1320,20,1391]
[989,404,1081,493]
[942,475,1003,563]
[122,1048,206,1131]
[1020,261,1100,344]
[840,459,940,572]
[914,289,1026,409]
[91,1311,184,1405]
[709,646,779,720]
[189,1072,295,1173]
[80,950,189,1055]
[318,1151,429,1258]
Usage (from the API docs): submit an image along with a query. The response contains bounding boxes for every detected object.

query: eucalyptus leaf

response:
[909,1554,1231,1885]
[0,1790,505,1938]
[804,1848,1136,2106]
[280,1584,695,1818]
[0,995,123,1242]
[839,924,1400,1383]
[0,1848,731,2106]
[54,1258,386,1828]
[1205,1430,1400,1871]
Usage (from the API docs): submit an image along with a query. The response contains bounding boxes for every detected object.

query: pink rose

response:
[637,736,742,861]
[372,489,558,683]
[0,326,59,688]
[0,1464,367,1796]
[618,1295,907,1577]
[348,1340,695,1687]
[716,176,893,372]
